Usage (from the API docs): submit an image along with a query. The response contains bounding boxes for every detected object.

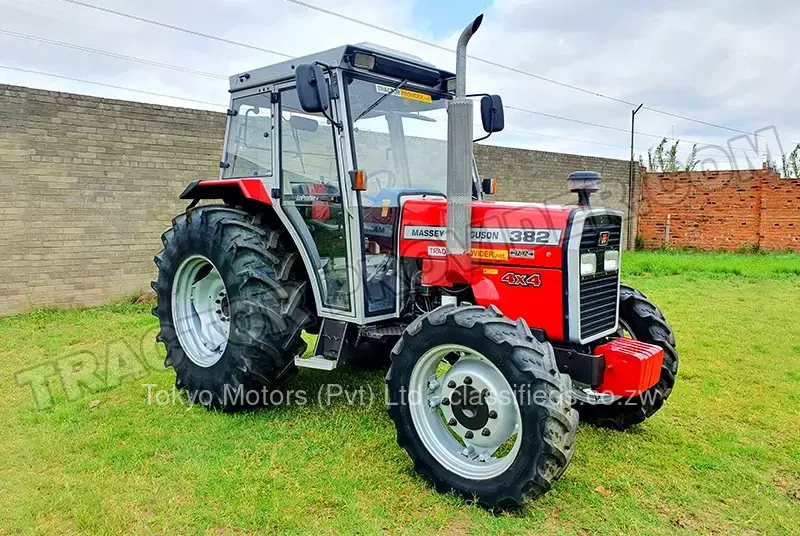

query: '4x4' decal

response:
[500,272,542,288]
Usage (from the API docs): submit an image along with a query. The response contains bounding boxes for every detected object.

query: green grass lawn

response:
[1,251,799,535]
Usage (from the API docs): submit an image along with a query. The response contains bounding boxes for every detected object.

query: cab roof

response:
[229,43,456,93]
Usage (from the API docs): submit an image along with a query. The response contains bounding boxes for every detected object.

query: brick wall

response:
[637,169,800,251]
[0,84,225,315]
[0,83,637,316]
[476,145,638,233]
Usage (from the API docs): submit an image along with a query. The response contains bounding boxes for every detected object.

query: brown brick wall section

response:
[759,176,800,250]
[637,169,799,251]
[0,83,637,316]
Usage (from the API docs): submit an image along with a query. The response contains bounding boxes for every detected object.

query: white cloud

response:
[1,0,798,169]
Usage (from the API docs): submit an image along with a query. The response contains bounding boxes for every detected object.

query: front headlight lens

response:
[604,250,620,272]
[580,253,597,276]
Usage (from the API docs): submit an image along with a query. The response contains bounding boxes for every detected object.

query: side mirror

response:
[295,64,330,113]
[480,94,504,133]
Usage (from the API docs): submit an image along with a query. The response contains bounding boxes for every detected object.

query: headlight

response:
[604,250,620,272]
[580,253,596,276]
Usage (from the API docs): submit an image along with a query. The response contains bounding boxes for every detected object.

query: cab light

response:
[349,169,367,191]
[604,250,620,272]
[353,53,376,70]
[580,253,597,276]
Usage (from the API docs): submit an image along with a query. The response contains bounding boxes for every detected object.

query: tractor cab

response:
[214,42,503,324]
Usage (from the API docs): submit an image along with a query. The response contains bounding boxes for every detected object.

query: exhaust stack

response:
[445,14,483,282]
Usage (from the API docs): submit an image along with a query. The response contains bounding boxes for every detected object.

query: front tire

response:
[152,206,315,410]
[386,304,578,509]
[578,285,678,429]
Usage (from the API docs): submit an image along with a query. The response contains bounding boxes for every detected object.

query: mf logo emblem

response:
[598,231,610,246]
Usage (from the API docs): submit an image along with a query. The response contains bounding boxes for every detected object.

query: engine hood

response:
[399,197,577,269]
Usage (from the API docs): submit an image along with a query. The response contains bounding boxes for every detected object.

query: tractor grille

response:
[579,215,622,340]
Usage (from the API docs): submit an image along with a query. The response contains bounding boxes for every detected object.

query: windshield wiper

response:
[355,79,408,122]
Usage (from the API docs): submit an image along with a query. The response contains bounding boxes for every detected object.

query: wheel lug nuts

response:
[482,428,491,437]
[216,310,222,314]
[481,388,489,397]
[463,376,472,385]
[488,410,498,419]
[447,380,456,389]
[441,397,450,406]
[464,431,474,439]
[215,299,221,304]
[448,418,457,426]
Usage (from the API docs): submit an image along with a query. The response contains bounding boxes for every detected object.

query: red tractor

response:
[153,15,677,509]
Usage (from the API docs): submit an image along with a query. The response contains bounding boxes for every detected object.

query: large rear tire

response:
[386,304,578,509]
[152,206,315,410]
[577,284,678,429]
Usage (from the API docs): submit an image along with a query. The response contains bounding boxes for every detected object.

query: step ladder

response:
[294,319,348,370]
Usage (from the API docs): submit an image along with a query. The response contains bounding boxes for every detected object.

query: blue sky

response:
[412,0,493,39]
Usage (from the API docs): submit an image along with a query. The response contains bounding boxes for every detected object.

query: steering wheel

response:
[361,169,398,206]
[367,168,398,189]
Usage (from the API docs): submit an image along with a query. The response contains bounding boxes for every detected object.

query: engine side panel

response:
[400,198,575,341]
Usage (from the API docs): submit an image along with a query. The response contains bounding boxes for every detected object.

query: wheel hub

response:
[171,255,231,368]
[449,384,489,430]
[408,344,523,480]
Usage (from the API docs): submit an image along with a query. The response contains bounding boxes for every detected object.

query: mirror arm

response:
[473,132,492,143]
[313,61,343,131]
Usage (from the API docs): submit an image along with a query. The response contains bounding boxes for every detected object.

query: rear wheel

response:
[577,285,678,429]
[387,304,578,509]
[152,206,315,410]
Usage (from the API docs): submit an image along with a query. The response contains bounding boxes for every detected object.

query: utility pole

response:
[628,103,643,249]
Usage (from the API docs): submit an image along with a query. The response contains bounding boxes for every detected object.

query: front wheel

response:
[386,304,578,509]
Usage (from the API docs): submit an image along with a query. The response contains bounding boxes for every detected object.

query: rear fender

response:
[179,178,328,318]
[180,178,273,205]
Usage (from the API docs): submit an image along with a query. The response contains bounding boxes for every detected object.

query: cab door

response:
[277,84,357,316]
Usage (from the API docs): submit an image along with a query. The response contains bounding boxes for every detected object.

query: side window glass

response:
[223,93,273,178]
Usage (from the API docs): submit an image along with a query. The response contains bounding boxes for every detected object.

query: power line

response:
[3,25,766,156]
[4,5,779,158]
[0,29,227,80]
[504,127,634,150]
[280,0,770,139]
[55,0,293,59]
[53,0,776,142]
[0,65,226,108]
[607,0,796,72]
[506,106,766,154]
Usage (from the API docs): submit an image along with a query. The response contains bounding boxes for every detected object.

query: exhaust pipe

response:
[445,14,483,282]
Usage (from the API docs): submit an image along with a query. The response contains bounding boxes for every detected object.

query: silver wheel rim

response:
[171,255,230,367]
[408,344,523,480]
[572,318,635,403]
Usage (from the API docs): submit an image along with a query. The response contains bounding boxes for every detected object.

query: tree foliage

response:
[638,138,697,172]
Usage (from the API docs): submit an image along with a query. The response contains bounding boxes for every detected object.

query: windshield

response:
[345,75,449,202]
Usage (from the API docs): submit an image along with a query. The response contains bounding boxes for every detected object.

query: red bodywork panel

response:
[180,178,272,204]
[594,338,664,396]
[400,197,573,341]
